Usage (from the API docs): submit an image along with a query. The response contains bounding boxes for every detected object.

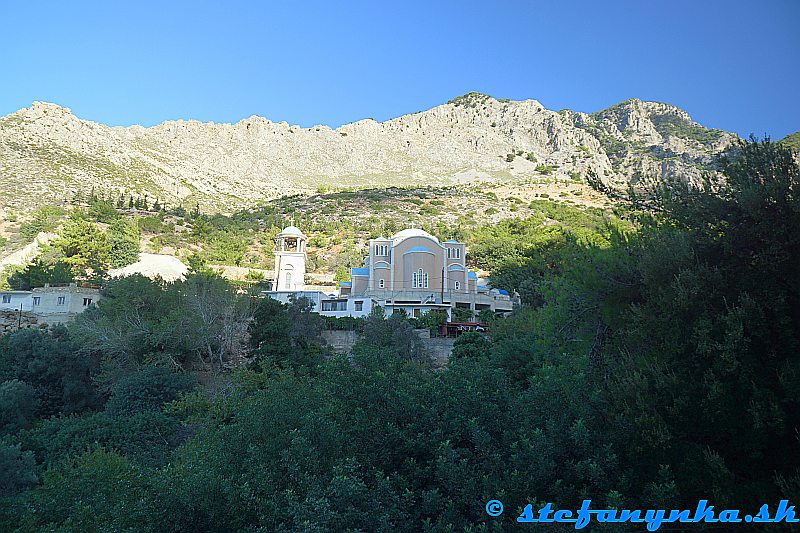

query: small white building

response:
[261,289,376,318]
[30,283,101,324]
[0,290,33,312]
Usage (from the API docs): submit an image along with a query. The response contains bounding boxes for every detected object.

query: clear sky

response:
[2,0,798,138]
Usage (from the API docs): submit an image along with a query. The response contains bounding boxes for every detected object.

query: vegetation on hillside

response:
[650,113,725,143]
[5,207,141,290]
[2,180,610,289]
[0,138,797,530]
[781,130,800,152]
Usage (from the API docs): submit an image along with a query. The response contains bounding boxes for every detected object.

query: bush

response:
[0,444,38,498]
[450,331,490,359]
[88,200,121,223]
[19,206,65,241]
[105,367,196,417]
[107,219,141,268]
[355,307,429,363]
[0,380,40,435]
[416,310,448,333]
[451,307,474,322]
[535,164,555,175]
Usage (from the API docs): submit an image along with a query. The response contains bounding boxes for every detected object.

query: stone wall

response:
[425,337,457,367]
[0,310,43,334]
[321,330,359,354]
[321,328,456,366]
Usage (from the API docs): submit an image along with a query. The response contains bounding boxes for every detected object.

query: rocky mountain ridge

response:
[0,93,737,212]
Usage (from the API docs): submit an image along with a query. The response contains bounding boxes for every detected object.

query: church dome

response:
[279,225,306,237]
[390,228,439,244]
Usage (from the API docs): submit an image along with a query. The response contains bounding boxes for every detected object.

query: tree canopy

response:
[0,139,798,531]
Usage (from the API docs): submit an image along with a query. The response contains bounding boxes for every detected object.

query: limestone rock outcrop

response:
[0,94,736,212]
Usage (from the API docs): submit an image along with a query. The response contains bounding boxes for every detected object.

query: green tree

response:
[52,214,111,278]
[249,295,323,370]
[104,366,196,417]
[333,265,350,282]
[0,444,38,498]
[107,218,141,268]
[88,199,121,223]
[0,326,102,417]
[0,380,40,435]
[72,274,244,370]
[601,139,800,503]
[7,259,74,290]
[450,331,490,359]
[355,306,429,363]
[417,309,447,332]
[451,306,474,322]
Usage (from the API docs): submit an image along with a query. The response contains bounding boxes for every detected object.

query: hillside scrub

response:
[0,139,797,530]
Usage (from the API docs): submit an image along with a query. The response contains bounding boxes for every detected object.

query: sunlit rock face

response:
[0,94,736,212]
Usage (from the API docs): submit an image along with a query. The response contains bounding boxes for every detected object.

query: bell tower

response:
[274,226,307,291]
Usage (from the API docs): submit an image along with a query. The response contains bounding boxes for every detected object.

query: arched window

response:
[285,271,292,290]
[423,272,429,288]
[412,272,418,288]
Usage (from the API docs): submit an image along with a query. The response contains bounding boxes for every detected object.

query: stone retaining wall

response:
[321,328,456,366]
[0,310,43,334]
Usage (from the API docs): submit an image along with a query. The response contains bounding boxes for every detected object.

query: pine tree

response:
[107,219,141,268]
[52,214,111,278]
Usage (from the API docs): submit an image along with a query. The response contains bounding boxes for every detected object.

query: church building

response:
[265,225,514,319]
[339,228,513,318]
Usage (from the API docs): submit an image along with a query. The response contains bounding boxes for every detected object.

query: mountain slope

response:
[0,93,737,212]
[781,131,800,151]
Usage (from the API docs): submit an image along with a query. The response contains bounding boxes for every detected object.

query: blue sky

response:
[2,0,798,138]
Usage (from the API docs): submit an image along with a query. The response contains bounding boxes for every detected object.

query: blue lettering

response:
[537,502,555,522]
[645,509,666,531]
[773,500,799,523]
[753,504,771,522]
[574,500,592,529]
[553,509,574,521]
[618,509,644,522]
[665,508,691,523]
[692,500,718,523]
[593,509,618,523]
[718,510,741,523]
[517,504,535,523]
